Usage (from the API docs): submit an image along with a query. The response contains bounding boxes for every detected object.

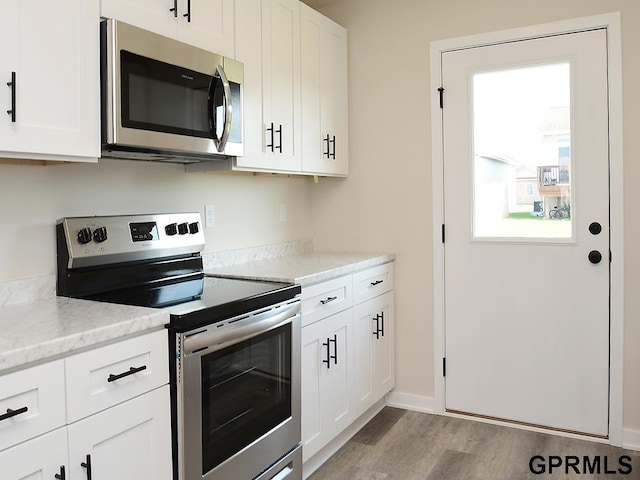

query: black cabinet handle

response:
[183,0,191,21]
[329,135,336,159]
[169,0,177,16]
[323,134,330,158]
[7,71,16,122]
[370,280,383,287]
[330,334,338,365]
[267,122,275,152]
[81,454,92,480]
[320,296,338,305]
[55,465,66,480]
[276,124,283,153]
[0,406,28,422]
[321,334,338,368]
[373,312,384,339]
[107,365,147,383]
[322,338,331,369]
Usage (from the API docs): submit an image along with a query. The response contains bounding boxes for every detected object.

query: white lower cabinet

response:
[68,386,172,480]
[0,330,171,480]
[301,308,353,462]
[301,262,395,465]
[353,291,395,417]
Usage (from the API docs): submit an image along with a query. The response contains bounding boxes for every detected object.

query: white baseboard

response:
[623,428,640,452]
[384,391,435,413]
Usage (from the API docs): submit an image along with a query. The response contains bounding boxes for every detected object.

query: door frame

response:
[430,12,624,446]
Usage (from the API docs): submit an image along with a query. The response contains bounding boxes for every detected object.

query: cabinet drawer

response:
[352,263,394,305]
[0,360,66,452]
[302,276,352,327]
[65,330,169,423]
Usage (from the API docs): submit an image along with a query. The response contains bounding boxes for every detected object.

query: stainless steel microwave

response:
[100,19,243,163]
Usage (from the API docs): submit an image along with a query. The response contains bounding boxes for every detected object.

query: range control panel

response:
[59,213,205,268]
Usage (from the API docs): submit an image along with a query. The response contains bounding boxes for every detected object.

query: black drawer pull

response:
[107,365,147,383]
[0,406,28,422]
[320,296,338,305]
[370,280,383,286]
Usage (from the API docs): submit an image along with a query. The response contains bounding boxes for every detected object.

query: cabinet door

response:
[68,386,172,480]
[301,5,348,176]
[301,309,353,462]
[177,0,234,56]
[0,428,68,480]
[235,0,301,172]
[353,291,395,417]
[101,0,178,40]
[0,0,99,161]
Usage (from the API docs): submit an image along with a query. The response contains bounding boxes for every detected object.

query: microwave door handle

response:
[210,64,232,153]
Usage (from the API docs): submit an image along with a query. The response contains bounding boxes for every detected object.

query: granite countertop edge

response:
[0,297,169,375]
[206,251,396,286]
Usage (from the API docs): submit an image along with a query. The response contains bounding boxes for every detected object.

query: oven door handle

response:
[183,302,300,355]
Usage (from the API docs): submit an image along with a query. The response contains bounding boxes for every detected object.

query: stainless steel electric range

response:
[56,213,302,480]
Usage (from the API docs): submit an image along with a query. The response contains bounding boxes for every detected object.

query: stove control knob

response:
[77,227,92,245]
[188,222,199,234]
[165,223,178,236]
[178,222,189,235]
[93,226,108,243]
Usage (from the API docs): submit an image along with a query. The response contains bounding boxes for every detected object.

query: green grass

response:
[508,211,545,220]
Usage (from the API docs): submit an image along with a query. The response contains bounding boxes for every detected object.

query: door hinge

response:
[441,224,445,243]
[442,357,446,376]
[438,87,445,108]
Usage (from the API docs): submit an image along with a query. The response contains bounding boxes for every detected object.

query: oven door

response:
[178,300,301,480]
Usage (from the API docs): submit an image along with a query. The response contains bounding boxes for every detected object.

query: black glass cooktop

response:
[86,275,300,332]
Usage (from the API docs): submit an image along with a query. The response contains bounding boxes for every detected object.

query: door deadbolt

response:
[588,250,603,264]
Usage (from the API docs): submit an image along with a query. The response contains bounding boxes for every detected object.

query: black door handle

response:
[55,465,66,480]
[588,250,602,264]
[81,454,92,480]
[183,0,191,21]
[7,71,16,122]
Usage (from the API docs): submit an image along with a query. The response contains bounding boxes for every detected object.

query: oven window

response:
[201,323,291,474]
[120,50,212,138]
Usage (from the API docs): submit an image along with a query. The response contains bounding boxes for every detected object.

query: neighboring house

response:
[474,154,517,233]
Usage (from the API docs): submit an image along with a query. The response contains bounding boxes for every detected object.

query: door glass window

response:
[472,63,572,239]
[200,324,291,475]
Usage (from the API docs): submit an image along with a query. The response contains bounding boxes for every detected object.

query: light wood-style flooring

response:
[309,408,640,480]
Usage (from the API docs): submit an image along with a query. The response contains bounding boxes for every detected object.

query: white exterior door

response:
[442,29,610,436]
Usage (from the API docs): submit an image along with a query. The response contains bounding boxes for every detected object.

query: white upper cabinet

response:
[234,0,302,173]
[300,4,348,176]
[0,0,100,162]
[101,0,234,56]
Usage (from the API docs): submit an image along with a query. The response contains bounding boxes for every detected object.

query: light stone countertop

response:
[206,251,395,286]
[0,297,169,374]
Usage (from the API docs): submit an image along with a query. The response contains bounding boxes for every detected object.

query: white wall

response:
[0,159,313,281]
[312,0,640,434]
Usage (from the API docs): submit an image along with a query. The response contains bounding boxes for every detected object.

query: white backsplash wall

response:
[0,159,313,282]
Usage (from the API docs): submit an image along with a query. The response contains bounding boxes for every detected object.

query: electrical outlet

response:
[205,204,215,228]
[280,203,287,222]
